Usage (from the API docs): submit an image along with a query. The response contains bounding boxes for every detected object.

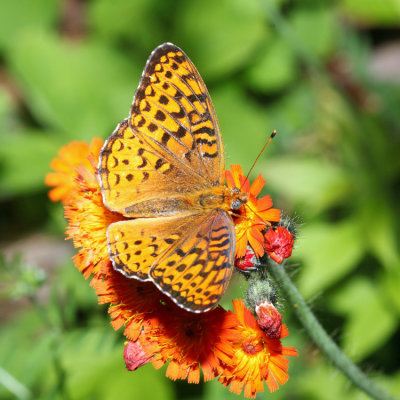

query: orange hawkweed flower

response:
[60,144,125,278]
[45,138,124,278]
[46,140,297,396]
[45,138,103,203]
[91,260,229,383]
[140,306,229,383]
[216,299,297,398]
[65,178,124,278]
[225,165,281,258]
[91,261,170,341]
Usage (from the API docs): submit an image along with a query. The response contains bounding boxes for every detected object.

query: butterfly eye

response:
[230,187,245,210]
[231,188,240,195]
[231,200,242,210]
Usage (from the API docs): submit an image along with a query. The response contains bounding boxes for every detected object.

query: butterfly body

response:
[120,185,242,218]
[99,43,248,312]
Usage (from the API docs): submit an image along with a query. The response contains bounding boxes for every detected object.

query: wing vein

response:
[165,72,217,183]
[132,121,206,182]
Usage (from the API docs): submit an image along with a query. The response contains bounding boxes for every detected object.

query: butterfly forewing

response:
[99,119,204,215]
[130,43,225,186]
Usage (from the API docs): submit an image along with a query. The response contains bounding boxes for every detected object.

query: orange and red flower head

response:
[45,141,297,398]
[225,164,281,259]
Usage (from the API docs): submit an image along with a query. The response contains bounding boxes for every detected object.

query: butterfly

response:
[98,43,248,313]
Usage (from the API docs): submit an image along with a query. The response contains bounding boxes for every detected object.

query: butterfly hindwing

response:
[150,210,235,312]
[106,213,202,281]
[107,210,234,312]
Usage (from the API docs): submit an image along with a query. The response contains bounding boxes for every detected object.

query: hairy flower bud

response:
[124,340,152,371]
[264,227,294,264]
[255,300,283,339]
[234,247,257,272]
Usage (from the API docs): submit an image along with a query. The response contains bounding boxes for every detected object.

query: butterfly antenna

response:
[240,130,277,191]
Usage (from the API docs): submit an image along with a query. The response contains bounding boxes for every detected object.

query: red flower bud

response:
[264,227,294,264]
[234,247,257,272]
[124,340,152,371]
[255,300,282,339]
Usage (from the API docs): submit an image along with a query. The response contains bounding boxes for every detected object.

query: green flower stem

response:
[268,260,398,400]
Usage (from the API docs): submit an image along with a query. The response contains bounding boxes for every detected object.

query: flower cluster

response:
[226,164,294,272]
[46,139,297,398]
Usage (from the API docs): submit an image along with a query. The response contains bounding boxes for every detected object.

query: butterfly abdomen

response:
[122,186,238,218]
[123,197,193,217]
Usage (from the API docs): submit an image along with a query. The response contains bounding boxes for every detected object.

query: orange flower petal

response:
[45,137,104,204]
[256,195,273,211]
[247,227,265,257]
[260,208,281,222]
[249,174,266,198]
[230,164,244,186]
[225,169,236,188]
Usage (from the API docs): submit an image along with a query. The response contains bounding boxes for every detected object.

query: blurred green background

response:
[1,0,400,399]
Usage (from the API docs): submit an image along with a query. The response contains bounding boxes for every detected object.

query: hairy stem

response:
[267,260,398,400]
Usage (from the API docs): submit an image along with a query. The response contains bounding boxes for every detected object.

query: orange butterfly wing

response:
[99,43,225,215]
[107,211,234,312]
[150,210,234,312]
[98,43,235,312]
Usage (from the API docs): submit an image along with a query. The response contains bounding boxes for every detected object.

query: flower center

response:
[242,336,263,355]
[184,320,204,337]
[242,343,257,355]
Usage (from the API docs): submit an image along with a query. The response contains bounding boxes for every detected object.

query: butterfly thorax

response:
[195,186,248,213]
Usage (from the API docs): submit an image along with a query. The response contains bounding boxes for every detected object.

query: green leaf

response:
[0,311,55,396]
[88,0,165,50]
[245,39,298,93]
[175,0,270,80]
[330,277,398,361]
[359,198,400,272]
[290,7,337,59]
[382,269,400,315]
[0,0,58,52]
[60,328,172,400]
[295,220,365,297]
[211,84,270,168]
[9,30,139,140]
[261,156,352,216]
[0,130,62,199]
[339,0,400,26]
